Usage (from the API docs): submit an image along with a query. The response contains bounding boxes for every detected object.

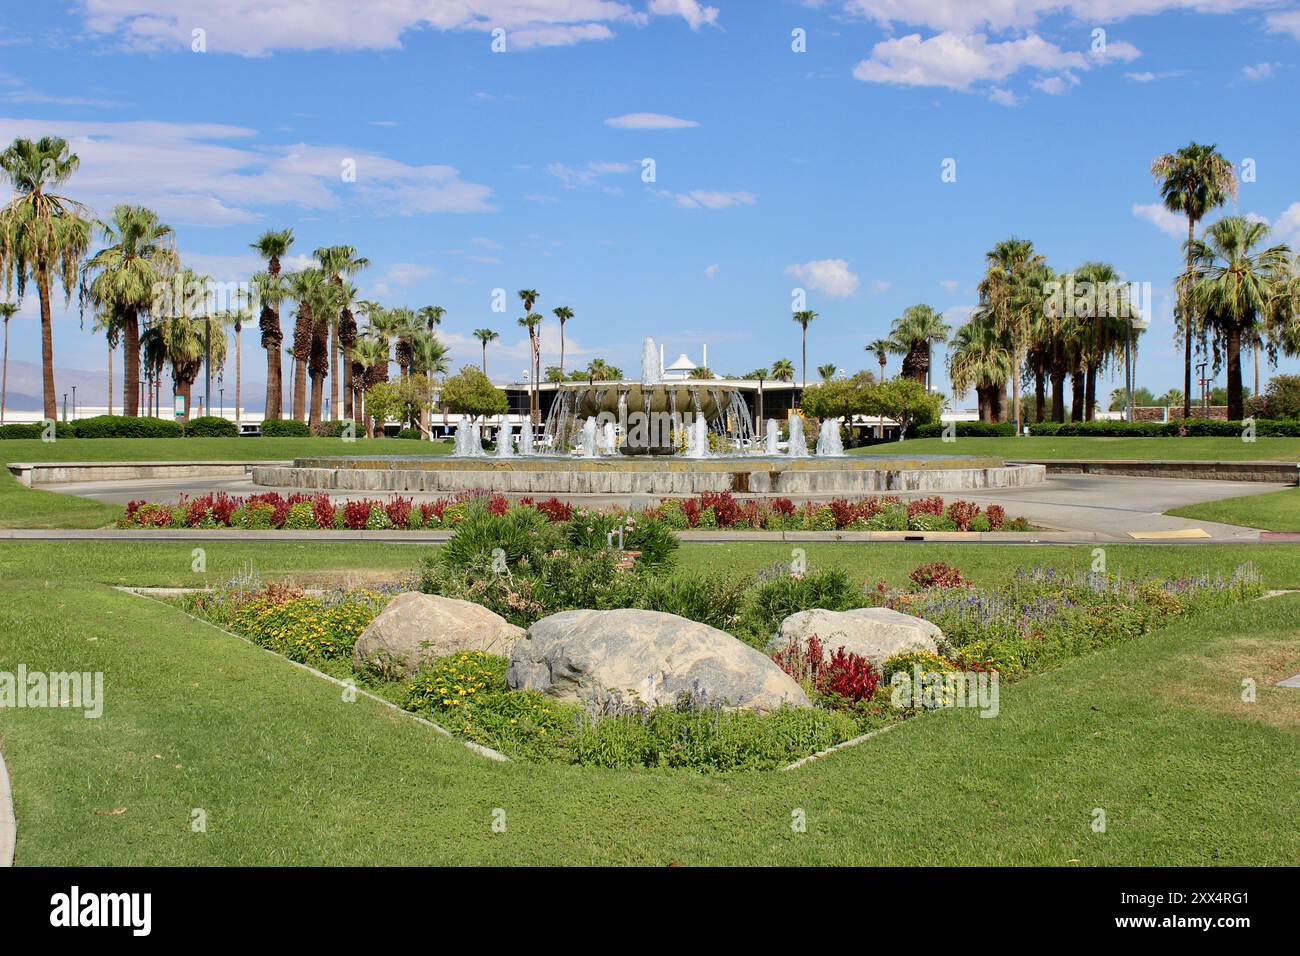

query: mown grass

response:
[0,540,1297,865]
[1167,486,1300,533]
[851,435,1300,462]
[0,435,452,463]
[0,470,122,529]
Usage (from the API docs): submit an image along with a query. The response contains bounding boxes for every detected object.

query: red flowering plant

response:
[908,561,970,590]
[945,500,980,532]
[771,633,881,708]
[385,496,414,527]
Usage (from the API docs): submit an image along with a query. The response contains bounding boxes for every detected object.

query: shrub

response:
[908,562,969,589]
[531,497,573,522]
[395,427,422,440]
[73,415,182,438]
[443,507,560,572]
[865,503,908,531]
[342,499,374,530]
[285,501,316,530]
[612,571,750,631]
[739,567,856,648]
[985,504,1005,530]
[259,418,310,437]
[184,416,238,437]
[968,514,991,533]
[915,421,1015,438]
[311,419,350,438]
[945,500,980,531]
[771,633,880,705]
[658,499,689,530]
[365,508,394,530]
[311,495,336,529]
[907,511,956,532]
[232,593,379,664]
[0,421,77,439]
[240,501,278,529]
[384,496,413,528]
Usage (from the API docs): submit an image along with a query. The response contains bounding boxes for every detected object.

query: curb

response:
[0,745,15,867]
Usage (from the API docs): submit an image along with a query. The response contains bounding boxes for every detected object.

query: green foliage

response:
[737,567,856,647]
[1031,418,1300,437]
[440,365,508,419]
[72,415,182,438]
[915,421,1014,438]
[285,501,316,530]
[1258,375,1300,421]
[259,419,310,437]
[311,419,351,438]
[230,593,380,665]
[868,377,943,434]
[184,415,238,437]
[0,421,75,439]
[441,506,561,572]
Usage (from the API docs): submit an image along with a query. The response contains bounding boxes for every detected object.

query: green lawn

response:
[1168,486,1300,532]
[852,435,1300,462]
[1,540,1297,865]
[0,470,121,529]
[0,435,452,463]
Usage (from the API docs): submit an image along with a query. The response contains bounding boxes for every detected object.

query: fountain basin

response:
[252,454,1046,496]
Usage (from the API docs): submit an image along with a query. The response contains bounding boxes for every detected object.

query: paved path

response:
[33,472,1294,543]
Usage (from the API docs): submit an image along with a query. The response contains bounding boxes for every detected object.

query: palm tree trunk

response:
[1084,365,1097,422]
[481,343,487,375]
[122,308,140,416]
[234,326,241,424]
[1253,346,1260,402]
[801,329,807,389]
[1226,325,1244,421]
[38,275,57,420]
[1011,338,1022,433]
[1182,215,1195,421]
[1034,370,1046,423]
[1070,371,1085,422]
[1050,369,1066,423]
[107,342,113,416]
[1,318,8,425]
[559,323,565,377]
[178,377,193,423]
[330,322,339,421]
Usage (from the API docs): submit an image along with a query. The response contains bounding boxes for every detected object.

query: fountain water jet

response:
[786,415,809,458]
[496,425,514,458]
[816,418,845,457]
[764,419,780,455]
[685,416,711,458]
[578,417,599,458]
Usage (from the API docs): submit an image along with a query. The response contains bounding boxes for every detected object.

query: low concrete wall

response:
[7,461,287,486]
[1022,459,1299,483]
[251,462,1047,495]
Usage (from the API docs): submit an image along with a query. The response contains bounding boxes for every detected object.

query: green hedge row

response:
[3,415,231,439]
[1028,418,1300,438]
[259,419,310,437]
[915,421,1016,439]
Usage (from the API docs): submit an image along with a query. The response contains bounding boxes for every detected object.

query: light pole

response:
[70,385,76,420]
[203,317,211,420]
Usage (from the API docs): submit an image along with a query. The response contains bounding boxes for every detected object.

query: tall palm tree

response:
[142,269,225,422]
[0,301,15,424]
[977,238,1040,433]
[214,298,253,424]
[249,228,294,419]
[384,306,417,382]
[1189,216,1293,420]
[314,245,369,420]
[1151,142,1237,419]
[552,306,574,375]
[81,204,177,417]
[771,358,795,382]
[351,335,389,435]
[948,314,1013,423]
[417,305,444,333]
[817,363,837,382]
[0,136,93,419]
[792,309,818,387]
[1071,261,1130,421]
[473,327,499,375]
[889,304,950,389]
[866,338,891,382]
[518,310,543,423]
[410,330,450,436]
[91,311,120,415]
[285,269,327,423]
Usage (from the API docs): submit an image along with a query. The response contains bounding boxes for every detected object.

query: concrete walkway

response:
[0,747,15,867]
[30,471,1295,543]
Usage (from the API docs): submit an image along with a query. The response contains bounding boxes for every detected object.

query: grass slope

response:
[1167,487,1300,533]
[1,541,1297,865]
[850,435,1300,462]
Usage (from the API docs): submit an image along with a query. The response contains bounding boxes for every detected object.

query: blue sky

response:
[2,0,1299,407]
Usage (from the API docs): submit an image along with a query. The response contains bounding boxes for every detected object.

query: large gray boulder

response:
[508,609,810,711]
[353,592,525,677]
[769,607,942,667]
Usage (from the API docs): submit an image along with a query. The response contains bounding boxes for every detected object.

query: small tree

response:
[441,365,508,425]
[362,380,410,436]
[801,373,872,421]
[866,377,941,438]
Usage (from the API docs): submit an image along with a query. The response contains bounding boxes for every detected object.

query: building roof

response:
[666,352,696,370]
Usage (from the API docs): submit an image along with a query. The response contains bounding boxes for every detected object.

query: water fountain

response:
[453,416,486,457]
[496,424,514,458]
[601,421,617,456]
[786,415,809,459]
[684,416,711,458]
[519,422,534,456]
[764,419,780,455]
[578,417,599,458]
[815,418,845,457]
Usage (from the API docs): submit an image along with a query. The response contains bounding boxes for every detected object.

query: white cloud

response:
[78,0,721,55]
[1274,202,1300,245]
[1032,72,1080,95]
[1242,61,1279,81]
[604,112,700,129]
[0,116,494,227]
[470,237,504,250]
[870,278,892,294]
[988,86,1020,106]
[853,32,1092,92]
[648,0,720,30]
[939,279,960,293]
[840,0,1269,35]
[1244,211,1270,226]
[1132,201,1185,239]
[785,259,860,299]
[367,261,435,298]
[547,160,633,188]
[1266,9,1300,39]
[668,189,757,210]
[704,263,719,278]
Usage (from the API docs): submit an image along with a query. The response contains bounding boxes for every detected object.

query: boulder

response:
[508,609,810,711]
[769,607,942,667]
[353,592,525,676]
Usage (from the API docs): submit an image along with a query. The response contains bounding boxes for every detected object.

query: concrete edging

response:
[0,746,15,867]
[1018,458,1300,483]
[8,460,289,486]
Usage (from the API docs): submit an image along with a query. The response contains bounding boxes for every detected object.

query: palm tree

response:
[214,299,253,425]
[81,204,177,417]
[866,338,891,380]
[517,310,542,423]
[977,239,1040,433]
[142,269,225,422]
[1071,261,1131,421]
[0,136,93,419]
[1189,216,1293,420]
[91,311,120,416]
[285,269,327,422]
[552,306,574,375]
[249,228,294,419]
[0,301,15,423]
[792,309,818,387]
[1151,143,1237,419]
[417,305,444,333]
[473,328,498,375]
[351,335,389,435]
[889,304,950,389]
[948,314,1013,423]
[771,358,795,382]
[817,363,837,382]
[579,357,622,381]
[314,245,369,420]
[410,330,450,436]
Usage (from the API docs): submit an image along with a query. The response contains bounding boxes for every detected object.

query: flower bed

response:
[117,489,1031,533]
[174,544,1263,773]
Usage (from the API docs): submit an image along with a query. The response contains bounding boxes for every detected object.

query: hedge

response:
[0,421,76,440]
[259,419,310,437]
[311,419,352,438]
[915,421,1016,439]
[1029,418,1300,438]
[184,416,239,437]
[72,415,183,438]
